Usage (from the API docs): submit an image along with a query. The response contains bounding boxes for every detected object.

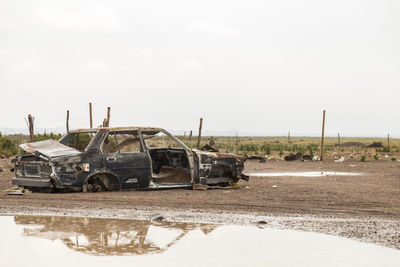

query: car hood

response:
[19,139,82,160]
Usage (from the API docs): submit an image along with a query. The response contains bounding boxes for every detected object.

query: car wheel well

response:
[83,173,121,192]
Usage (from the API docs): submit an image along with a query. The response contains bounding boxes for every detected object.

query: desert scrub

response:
[0,133,19,157]
[361,155,367,162]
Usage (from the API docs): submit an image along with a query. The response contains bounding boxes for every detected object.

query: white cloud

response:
[33,2,122,32]
[186,20,241,36]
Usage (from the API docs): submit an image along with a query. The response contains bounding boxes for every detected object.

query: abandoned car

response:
[12,127,249,192]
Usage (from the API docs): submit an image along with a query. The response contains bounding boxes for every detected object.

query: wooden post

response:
[387,133,390,149]
[196,118,203,149]
[89,103,93,129]
[66,110,70,133]
[288,131,291,143]
[320,110,326,161]
[189,131,192,142]
[106,107,111,127]
[235,132,239,154]
[28,114,34,142]
[337,132,341,146]
[102,118,107,127]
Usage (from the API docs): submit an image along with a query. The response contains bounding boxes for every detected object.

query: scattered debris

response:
[7,191,24,196]
[284,152,303,161]
[334,157,345,163]
[151,215,165,222]
[244,155,266,163]
[256,220,268,228]
[284,152,312,161]
[341,142,367,147]
[349,164,356,167]
[368,142,384,148]
[302,155,313,161]
[193,184,209,191]
[200,136,219,152]
[272,185,278,188]
[4,186,31,195]
[312,156,319,161]
[392,158,397,162]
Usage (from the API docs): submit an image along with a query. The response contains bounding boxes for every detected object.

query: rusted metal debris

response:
[284,152,313,161]
[12,127,249,192]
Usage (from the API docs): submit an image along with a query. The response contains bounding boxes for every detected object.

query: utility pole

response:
[196,118,203,149]
[320,110,326,161]
[337,132,341,146]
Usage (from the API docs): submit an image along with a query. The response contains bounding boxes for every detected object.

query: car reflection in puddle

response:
[14,215,216,256]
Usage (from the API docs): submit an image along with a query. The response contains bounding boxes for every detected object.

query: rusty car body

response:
[12,127,249,192]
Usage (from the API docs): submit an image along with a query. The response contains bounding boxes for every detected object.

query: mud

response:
[0,158,399,249]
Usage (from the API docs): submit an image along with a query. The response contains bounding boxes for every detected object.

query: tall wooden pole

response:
[189,130,192,142]
[196,118,203,149]
[106,107,111,127]
[235,132,239,154]
[89,103,93,129]
[66,110,70,133]
[28,114,34,142]
[288,131,291,143]
[387,133,390,149]
[337,132,341,146]
[320,110,326,161]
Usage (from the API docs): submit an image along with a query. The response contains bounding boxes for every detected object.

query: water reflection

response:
[14,215,216,256]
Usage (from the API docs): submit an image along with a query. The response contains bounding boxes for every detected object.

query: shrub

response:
[361,155,366,162]
[0,133,19,157]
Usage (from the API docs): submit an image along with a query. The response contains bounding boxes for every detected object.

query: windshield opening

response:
[59,132,92,151]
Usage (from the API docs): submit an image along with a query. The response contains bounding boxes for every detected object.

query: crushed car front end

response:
[194,150,249,186]
[12,139,88,192]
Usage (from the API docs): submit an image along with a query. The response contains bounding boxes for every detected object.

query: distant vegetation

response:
[0,132,399,162]
[0,132,63,157]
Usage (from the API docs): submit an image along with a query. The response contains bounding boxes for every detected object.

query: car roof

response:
[67,126,165,134]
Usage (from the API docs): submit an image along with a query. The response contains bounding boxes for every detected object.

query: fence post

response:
[106,107,111,127]
[320,110,326,161]
[66,110,70,133]
[89,103,93,129]
[196,118,203,149]
[28,114,34,142]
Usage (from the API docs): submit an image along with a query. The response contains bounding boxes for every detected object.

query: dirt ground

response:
[0,158,399,249]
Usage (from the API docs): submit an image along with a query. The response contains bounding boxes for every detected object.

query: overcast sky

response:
[0,0,399,136]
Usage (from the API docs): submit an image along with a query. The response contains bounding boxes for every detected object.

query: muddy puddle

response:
[251,171,362,177]
[1,215,399,266]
